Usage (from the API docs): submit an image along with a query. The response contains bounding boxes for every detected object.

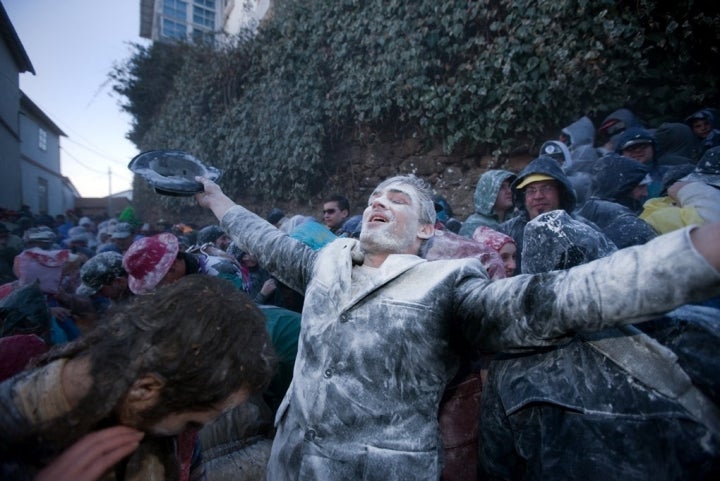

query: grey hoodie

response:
[459,169,517,237]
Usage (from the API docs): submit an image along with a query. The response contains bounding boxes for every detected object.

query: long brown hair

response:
[38,274,276,440]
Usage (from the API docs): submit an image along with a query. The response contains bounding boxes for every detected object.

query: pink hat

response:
[122,233,179,294]
[472,226,516,253]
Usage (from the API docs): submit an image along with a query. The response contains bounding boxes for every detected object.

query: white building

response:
[139,0,271,43]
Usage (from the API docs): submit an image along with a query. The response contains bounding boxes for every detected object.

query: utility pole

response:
[108,167,112,218]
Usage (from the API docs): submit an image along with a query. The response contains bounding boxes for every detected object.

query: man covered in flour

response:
[195,173,720,481]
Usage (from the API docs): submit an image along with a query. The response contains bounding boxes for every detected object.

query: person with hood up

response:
[641,146,720,234]
[458,169,516,237]
[479,210,720,480]
[685,108,720,154]
[559,115,596,156]
[497,155,611,273]
[615,126,666,199]
[653,122,702,166]
[471,226,517,278]
[598,107,643,153]
[575,153,658,248]
[539,139,595,207]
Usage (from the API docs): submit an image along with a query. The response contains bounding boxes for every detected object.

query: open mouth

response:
[368,213,389,223]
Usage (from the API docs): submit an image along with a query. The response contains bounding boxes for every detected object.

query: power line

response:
[60,146,134,182]
[61,146,106,174]
[62,135,133,168]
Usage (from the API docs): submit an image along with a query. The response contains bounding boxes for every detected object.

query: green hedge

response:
[112,0,720,210]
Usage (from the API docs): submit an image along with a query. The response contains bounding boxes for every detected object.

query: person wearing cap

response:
[194,173,720,481]
[497,155,611,272]
[574,153,658,249]
[615,126,666,199]
[71,252,132,323]
[76,217,98,250]
[458,169,517,237]
[196,224,232,251]
[23,226,60,250]
[0,275,275,480]
[641,146,720,234]
[539,139,596,207]
[598,107,643,153]
[685,108,720,154]
[122,232,249,295]
[97,222,136,255]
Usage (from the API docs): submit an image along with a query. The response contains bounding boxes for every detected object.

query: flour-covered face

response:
[360,182,432,255]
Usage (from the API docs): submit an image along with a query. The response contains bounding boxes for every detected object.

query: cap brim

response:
[620,139,652,150]
[76,283,99,296]
[516,174,555,190]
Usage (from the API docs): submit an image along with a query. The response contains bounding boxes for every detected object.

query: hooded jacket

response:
[498,155,608,272]
[654,122,702,166]
[561,116,596,152]
[600,108,643,151]
[459,170,516,237]
[615,127,666,199]
[575,154,658,248]
[480,211,720,480]
[215,198,719,481]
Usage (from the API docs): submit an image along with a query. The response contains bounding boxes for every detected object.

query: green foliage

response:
[112,0,720,210]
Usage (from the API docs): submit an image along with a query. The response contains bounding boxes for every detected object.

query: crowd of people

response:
[1,106,720,480]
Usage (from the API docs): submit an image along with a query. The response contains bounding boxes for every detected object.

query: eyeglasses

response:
[524,184,557,197]
[323,208,337,215]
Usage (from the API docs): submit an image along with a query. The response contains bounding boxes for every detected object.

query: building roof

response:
[20,92,66,137]
[0,2,35,74]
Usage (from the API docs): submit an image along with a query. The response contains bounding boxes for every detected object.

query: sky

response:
[4,0,149,198]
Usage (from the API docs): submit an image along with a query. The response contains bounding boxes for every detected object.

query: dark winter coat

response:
[480,212,720,480]
[575,153,658,248]
[498,155,609,272]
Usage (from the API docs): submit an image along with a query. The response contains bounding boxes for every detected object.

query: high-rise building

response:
[139,0,270,43]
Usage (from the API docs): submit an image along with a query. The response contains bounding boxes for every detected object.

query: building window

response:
[193,4,215,29]
[162,18,188,39]
[38,177,49,214]
[195,0,216,9]
[163,0,187,20]
[38,128,47,151]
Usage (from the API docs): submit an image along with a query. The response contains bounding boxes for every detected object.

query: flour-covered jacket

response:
[220,205,720,481]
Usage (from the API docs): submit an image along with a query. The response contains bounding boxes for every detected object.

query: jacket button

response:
[339,314,349,323]
[323,368,333,379]
[305,429,317,441]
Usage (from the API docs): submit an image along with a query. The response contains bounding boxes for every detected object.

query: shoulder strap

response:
[583,324,720,438]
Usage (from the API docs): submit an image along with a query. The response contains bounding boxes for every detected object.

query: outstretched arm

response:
[193,176,317,294]
[690,221,720,269]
